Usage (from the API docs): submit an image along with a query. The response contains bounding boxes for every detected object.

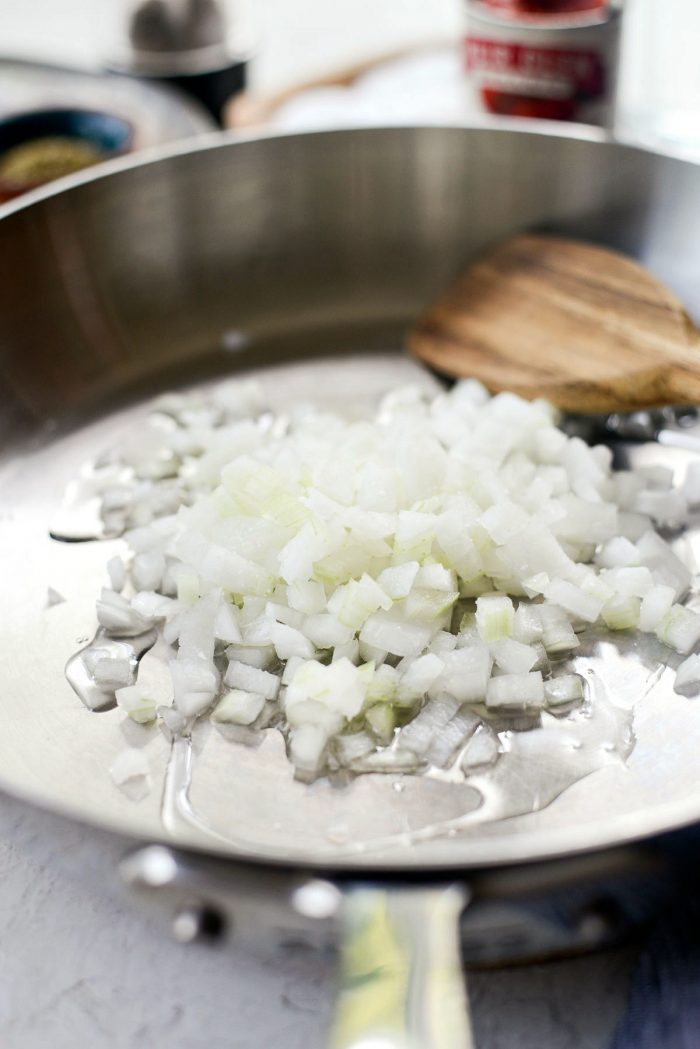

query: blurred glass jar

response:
[617,0,700,158]
[110,0,252,73]
[106,0,257,120]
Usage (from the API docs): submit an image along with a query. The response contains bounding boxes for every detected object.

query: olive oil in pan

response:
[65,628,157,711]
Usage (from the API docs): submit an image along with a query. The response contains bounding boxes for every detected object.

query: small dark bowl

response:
[0,107,134,202]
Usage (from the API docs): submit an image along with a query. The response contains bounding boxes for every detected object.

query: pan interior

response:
[3,347,700,871]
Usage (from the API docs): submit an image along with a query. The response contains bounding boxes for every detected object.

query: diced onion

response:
[80,378,700,782]
[224,661,279,700]
[656,605,700,654]
[674,654,700,696]
[544,674,584,707]
[475,593,514,642]
[212,689,266,725]
[115,684,157,723]
[109,747,150,786]
[486,672,545,712]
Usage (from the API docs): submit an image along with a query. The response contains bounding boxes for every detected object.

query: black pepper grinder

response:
[113,0,249,125]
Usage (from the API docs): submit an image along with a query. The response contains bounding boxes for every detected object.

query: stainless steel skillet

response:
[2,125,700,1047]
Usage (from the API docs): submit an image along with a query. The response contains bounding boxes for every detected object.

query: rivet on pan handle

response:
[329,883,474,1049]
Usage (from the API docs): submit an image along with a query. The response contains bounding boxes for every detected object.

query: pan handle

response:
[328,883,474,1049]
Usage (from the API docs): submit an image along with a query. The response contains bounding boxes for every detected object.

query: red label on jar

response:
[482,0,606,12]
[466,35,606,100]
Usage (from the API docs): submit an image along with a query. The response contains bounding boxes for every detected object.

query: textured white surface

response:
[0,789,635,1048]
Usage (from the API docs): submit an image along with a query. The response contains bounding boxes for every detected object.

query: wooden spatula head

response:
[408,234,700,413]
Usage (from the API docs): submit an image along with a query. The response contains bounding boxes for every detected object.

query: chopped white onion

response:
[602,595,640,631]
[93,657,133,688]
[475,593,514,642]
[132,551,165,592]
[544,674,584,707]
[429,646,492,703]
[543,579,603,623]
[332,640,360,664]
[271,621,316,661]
[600,566,653,599]
[284,658,369,720]
[377,562,420,599]
[83,377,700,782]
[212,689,266,725]
[359,613,432,658]
[656,605,700,654]
[398,694,460,757]
[636,532,691,600]
[131,590,178,620]
[349,748,421,773]
[214,599,242,643]
[674,654,700,696]
[109,748,150,786]
[486,671,545,712]
[638,584,676,632]
[427,707,481,768]
[170,658,218,716]
[461,725,500,771]
[365,702,396,743]
[512,605,543,644]
[683,462,700,507]
[397,653,445,704]
[302,613,354,649]
[225,661,279,700]
[490,638,538,675]
[366,663,400,706]
[107,556,126,592]
[158,705,187,735]
[96,589,151,637]
[286,579,327,615]
[115,684,158,723]
[225,643,275,669]
[335,731,375,765]
[596,537,640,569]
[634,489,688,529]
[539,605,580,653]
[289,723,329,777]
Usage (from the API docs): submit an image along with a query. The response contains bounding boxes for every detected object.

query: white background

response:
[3,0,700,149]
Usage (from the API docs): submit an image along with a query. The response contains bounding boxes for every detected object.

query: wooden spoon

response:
[408,234,700,414]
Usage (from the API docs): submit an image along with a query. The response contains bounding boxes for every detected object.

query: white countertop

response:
[0,789,635,1048]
